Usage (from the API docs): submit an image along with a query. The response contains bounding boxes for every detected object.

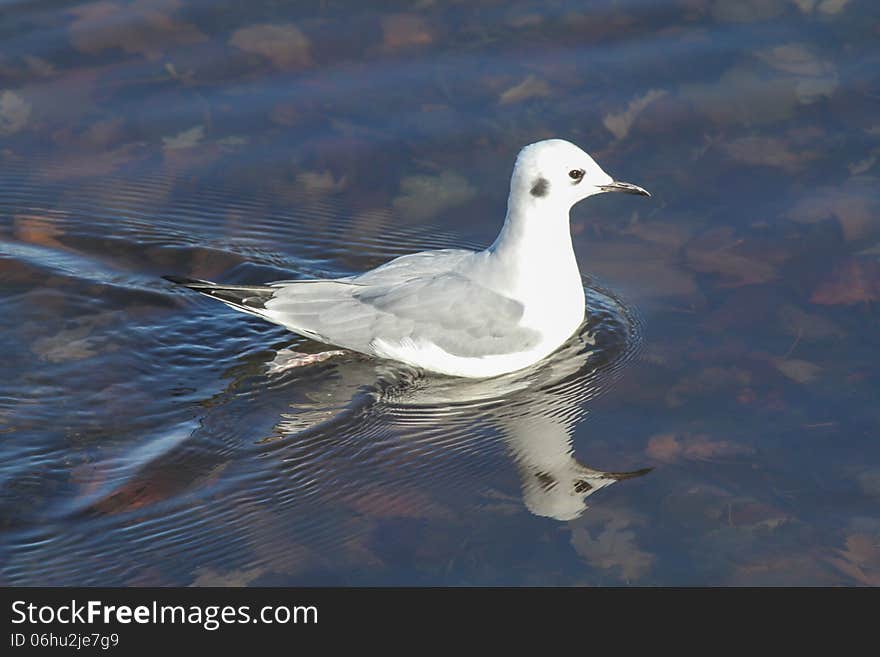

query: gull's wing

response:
[263,271,541,359]
[264,249,474,289]
[167,249,541,360]
[352,248,473,284]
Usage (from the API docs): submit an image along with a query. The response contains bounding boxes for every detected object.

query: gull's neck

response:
[486,192,581,298]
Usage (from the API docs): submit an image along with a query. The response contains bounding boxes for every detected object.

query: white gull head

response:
[508,139,650,212]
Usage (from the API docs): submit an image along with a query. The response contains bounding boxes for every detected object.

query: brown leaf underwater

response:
[68,0,207,60]
[228,23,312,70]
[811,258,880,305]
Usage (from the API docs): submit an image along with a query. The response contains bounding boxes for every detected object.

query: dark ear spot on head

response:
[530,177,549,198]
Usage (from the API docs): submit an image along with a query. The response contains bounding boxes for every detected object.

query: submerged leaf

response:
[392,170,476,222]
[711,0,786,23]
[856,470,880,498]
[755,42,839,104]
[229,23,312,70]
[756,43,834,76]
[498,75,551,105]
[776,304,846,339]
[828,533,880,586]
[646,432,754,463]
[23,55,56,77]
[681,66,799,125]
[787,180,880,242]
[773,358,822,384]
[665,367,753,408]
[296,170,347,195]
[722,135,816,172]
[381,14,433,50]
[818,0,851,14]
[68,0,207,60]
[571,509,654,582]
[685,228,781,286]
[0,90,31,136]
[811,258,880,305]
[578,240,700,300]
[162,125,204,150]
[603,89,667,140]
[796,75,838,104]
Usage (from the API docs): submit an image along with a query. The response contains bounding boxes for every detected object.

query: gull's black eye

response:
[569,169,585,182]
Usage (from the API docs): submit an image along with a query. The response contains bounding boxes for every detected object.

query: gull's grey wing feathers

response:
[350,248,473,284]
[166,249,541,360]
[263,267,541,358]
[263,250,473,288]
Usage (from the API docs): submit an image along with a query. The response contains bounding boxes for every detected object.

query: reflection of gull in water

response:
[269,287,650,521]
[501,409,650,521]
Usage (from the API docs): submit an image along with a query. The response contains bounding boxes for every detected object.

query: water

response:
[1,0,878,586]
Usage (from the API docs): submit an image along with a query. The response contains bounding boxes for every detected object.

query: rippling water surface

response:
[1,0,879,585]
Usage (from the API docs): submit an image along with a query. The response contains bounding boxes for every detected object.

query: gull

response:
[166,139,649,378]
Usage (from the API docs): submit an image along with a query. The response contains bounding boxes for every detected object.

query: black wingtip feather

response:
[164,275,276,311]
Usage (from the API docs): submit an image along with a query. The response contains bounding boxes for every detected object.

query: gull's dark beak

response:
[599,181,651,197]
[604,467,653,481]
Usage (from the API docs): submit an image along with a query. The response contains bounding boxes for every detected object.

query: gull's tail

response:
[163,275,277,317]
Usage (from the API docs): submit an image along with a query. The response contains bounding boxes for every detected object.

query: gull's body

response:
[168,139,649,378]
